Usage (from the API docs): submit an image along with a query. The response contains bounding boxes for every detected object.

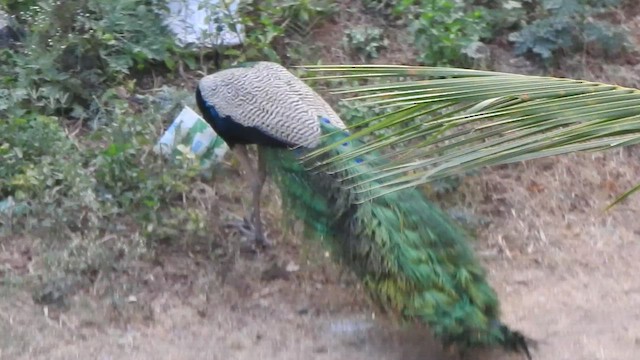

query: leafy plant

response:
[0,116,76,199]
[0,0,226,270]
[361,0,491,66]
[0,112,102,238]
[342,26,388,61]
[508,0,630,62]
[1,0,181,119]
[362,0,401,21]
[202,0,335,64]
[472,0,527,36]
[0,85,218,257]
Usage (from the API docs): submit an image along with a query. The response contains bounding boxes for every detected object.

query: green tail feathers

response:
[264,118,531,358]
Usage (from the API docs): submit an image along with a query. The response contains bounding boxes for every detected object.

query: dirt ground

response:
[2,147,640,360]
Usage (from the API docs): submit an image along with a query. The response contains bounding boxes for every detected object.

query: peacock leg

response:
[225,144,270,248]
[252,145,269,246]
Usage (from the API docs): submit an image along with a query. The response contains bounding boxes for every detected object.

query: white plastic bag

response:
[155,106,229,171]
[164,0,244,47]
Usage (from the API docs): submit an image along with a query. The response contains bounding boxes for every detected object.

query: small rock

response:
[260,263,290,282]
[285,261,300,272]
[313,345,328,353]
[197,308,207,318]
[297,307,309,315]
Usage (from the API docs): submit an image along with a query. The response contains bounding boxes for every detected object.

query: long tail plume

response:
[265,117,532,358]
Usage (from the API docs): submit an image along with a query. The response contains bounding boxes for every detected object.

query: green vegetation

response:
[508,0,630,64]
[342,26,388,61]
[362,0,490,66]
[361,0,634,66]
[0,0,217,285]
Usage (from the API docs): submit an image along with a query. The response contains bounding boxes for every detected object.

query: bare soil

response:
[2,148,640,360]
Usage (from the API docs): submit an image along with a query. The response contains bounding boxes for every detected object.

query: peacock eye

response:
[321,117,331,124]
[355,158,363,164]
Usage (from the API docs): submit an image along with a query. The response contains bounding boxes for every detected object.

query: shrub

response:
[342,26,388,61]
[1,0,181,119]
[362,0,491,66]
[214,0,336,64]
[0,0,229,279]
[507,0,631,63]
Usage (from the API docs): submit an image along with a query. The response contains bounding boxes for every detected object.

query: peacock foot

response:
[224,217,272,249]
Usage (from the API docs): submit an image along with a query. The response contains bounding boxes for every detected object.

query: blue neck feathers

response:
[195,86,294,149]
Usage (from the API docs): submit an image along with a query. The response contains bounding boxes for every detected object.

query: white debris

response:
[155,106,229,171]
[285,261,300,272]
[164,0,245,47]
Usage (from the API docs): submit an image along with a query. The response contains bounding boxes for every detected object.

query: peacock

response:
[195,61,532,358]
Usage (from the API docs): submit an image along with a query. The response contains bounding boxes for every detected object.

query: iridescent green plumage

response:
[265,119,530,357]
[197,61,530,358]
